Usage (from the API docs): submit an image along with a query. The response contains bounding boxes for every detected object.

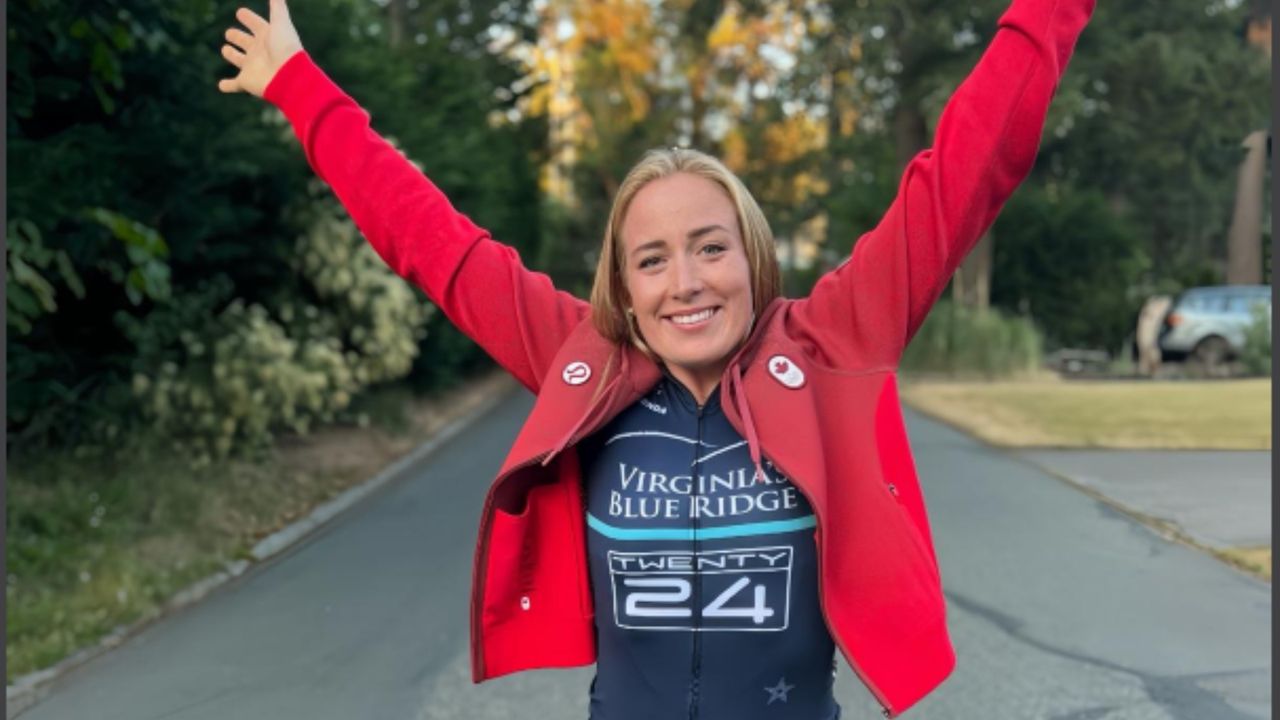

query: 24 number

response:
[623,576,774,624]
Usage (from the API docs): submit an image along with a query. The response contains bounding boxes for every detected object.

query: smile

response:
[665,307,719,327]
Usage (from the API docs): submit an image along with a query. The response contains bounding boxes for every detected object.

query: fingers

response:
[217,77,242,94]
[221,43,247,68]
[224,27,254,51]
[235,7,269,35]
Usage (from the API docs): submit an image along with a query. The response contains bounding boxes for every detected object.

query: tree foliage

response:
[8,0,543,455]
[1036,0,1271,284]
[990,186,1146,351]
[518,0,1267,350]
[10,0,1272,456]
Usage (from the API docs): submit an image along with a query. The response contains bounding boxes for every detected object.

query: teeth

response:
[671,308,715,325]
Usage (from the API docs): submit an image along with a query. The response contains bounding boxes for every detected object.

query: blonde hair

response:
[589,147,781,355]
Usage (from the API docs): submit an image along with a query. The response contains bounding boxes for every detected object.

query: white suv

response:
[1158,285,1271,366]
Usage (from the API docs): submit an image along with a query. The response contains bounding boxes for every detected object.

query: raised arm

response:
[219,1,588,393]
[790,0,1095,368]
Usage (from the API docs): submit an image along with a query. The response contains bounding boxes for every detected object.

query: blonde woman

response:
[219,1,1094,717]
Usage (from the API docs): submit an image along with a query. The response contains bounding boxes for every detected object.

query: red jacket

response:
[264,0,1093,714]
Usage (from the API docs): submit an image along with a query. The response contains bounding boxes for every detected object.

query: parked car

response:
[1158,285,1271,366]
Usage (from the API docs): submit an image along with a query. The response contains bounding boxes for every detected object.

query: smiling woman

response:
[592,156,780,406]
[218,0,1096,717]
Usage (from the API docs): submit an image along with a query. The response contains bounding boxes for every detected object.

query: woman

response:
[218,1,1094,717]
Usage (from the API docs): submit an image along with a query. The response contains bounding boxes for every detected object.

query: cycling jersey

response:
[580,371,838,720]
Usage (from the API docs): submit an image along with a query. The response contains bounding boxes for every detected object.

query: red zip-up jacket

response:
[263,0,1092,714]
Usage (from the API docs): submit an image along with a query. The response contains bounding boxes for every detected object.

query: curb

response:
[6,377,518,718]
[901,400,1272,585]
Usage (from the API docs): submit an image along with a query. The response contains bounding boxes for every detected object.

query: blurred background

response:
[6,0,1272,707]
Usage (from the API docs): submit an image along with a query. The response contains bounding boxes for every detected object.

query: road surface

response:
[18,388,1271,720]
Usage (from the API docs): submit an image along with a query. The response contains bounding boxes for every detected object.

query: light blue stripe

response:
[586,513,816,541]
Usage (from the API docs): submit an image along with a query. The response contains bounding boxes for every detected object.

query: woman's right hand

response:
[217,0,304,98]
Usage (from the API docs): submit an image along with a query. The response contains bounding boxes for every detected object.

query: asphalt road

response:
[17,388,1271,720]
[1019,449,1271,549]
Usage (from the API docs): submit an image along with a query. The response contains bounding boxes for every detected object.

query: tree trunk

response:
[388,0,408,49]
[951,229,993,310]
[1226,130,1268,285]
[688,67,707,150]
[892,104,927,176]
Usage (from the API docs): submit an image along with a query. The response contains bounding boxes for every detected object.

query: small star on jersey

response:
[764,677,795,705]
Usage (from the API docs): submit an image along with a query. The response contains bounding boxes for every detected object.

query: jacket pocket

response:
[483,478,586,626]
[482,500,535,626]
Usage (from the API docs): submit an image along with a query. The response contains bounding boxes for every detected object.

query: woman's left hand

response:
[217,0,304,98]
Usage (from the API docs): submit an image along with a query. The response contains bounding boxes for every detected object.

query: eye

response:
[638,255,664,270]
[701,243,727,256]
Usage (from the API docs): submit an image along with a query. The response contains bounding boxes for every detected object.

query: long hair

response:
[589,147,781,356]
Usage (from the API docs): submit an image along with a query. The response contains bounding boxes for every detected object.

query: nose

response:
[669,255,704,301]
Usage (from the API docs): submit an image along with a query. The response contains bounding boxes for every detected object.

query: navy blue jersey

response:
[578,371,840,720]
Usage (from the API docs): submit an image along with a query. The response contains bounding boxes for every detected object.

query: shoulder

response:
[759,296,893,372]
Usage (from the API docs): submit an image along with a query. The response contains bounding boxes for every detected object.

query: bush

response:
[118,203,431,468]
[6,0,543,456]
[902,301,1044,378]
[1238,303,1271,377]
[990,186,1146,352]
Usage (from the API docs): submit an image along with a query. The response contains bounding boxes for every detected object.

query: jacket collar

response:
[596,298,784,471]
[526,297,787,474]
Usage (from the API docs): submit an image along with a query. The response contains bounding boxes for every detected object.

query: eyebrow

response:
[630,224,730,257]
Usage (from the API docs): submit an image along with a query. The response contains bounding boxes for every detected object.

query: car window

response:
[1228,296,1254,313]
[1187,294,1228,311]
[1176,291,1270,312]
[1234,295,1270,314]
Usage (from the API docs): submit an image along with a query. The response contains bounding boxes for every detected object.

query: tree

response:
[1036,0,1270,283]
[8,0,545,451]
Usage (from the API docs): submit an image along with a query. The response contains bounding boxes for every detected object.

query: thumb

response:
[269,0,290,22]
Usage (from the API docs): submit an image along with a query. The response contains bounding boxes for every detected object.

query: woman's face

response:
[620,172,754,385]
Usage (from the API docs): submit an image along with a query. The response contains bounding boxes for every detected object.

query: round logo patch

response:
[562,361,592,386]
[767,354,805,389]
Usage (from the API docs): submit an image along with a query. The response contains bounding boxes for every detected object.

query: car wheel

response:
[1192,336,1231,376]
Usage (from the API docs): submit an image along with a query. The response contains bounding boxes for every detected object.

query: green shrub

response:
[1239,303,1271,377]
[902,300,1044,378]
[119,204,431,468]
[990,186,1146,352]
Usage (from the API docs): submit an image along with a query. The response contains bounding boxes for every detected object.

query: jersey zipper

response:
[687,401,705,720]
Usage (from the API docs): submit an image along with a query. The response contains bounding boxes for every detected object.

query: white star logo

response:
[764,676,795,705]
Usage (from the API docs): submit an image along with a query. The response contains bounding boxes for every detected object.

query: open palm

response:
[217,0,304,98]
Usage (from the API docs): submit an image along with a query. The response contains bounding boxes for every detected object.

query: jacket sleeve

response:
[262,51,589,393]
[789,0,1095,368]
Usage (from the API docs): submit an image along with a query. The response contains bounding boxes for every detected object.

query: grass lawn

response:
[899,377,1271,450]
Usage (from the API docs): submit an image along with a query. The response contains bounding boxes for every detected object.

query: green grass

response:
[6,431,350,681]
[1215,546,1272,581]
[900,377,1271,450]
[900,301,1043,378]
